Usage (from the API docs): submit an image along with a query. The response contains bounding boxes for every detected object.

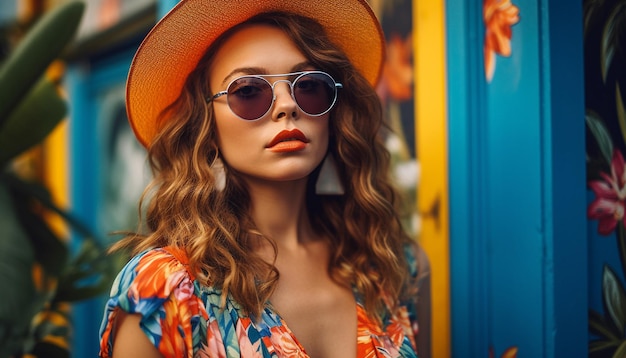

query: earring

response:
[315,153,345,195]
[211,157,226,191]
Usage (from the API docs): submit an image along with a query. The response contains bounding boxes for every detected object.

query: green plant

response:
[0,2,119,357]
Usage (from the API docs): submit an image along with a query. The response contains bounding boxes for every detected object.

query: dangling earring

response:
[211,157,226,191]
[315,153,345,195]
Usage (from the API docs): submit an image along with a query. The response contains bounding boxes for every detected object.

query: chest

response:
[196,284,417,358]
[194,240,417,357]
[270,274,357,358]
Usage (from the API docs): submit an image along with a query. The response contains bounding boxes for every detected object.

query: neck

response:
[244,176,318,251]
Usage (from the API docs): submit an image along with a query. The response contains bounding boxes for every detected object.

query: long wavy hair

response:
[115,11,416,321]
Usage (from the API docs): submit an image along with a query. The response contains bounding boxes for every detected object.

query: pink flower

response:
[588,150,626,235]
[381,335,401,357]
[235,319,264,358]
[269,326,307,357]
[204,319,227,358]
[174,275,194,301]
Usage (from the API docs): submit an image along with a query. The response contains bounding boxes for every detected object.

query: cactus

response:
[0,2,119,357]
[0,1,83,126]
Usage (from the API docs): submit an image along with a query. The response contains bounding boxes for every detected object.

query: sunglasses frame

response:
[208,70,343,121]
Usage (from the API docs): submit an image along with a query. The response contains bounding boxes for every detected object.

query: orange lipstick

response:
[267,129,309,153]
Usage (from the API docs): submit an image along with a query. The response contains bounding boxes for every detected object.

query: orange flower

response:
[489,346,518,358]
[268,326,307,357]
[484,0,520,82]
[381,34,414,101]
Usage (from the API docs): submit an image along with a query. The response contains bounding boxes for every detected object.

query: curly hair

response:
[114,11,415,322]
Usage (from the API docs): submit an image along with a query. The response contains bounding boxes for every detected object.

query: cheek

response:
[214,108,267,167]
[308,119,331,166]
[214,110,248,153]
[317,118,331,149]
[319,127,330,155]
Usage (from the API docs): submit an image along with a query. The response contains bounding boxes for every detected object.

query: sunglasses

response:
[208,71,342,121]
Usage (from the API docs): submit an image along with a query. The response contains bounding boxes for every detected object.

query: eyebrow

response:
[220,62,313,87]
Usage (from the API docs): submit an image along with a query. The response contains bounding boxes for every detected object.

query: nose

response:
[271,80,298,121]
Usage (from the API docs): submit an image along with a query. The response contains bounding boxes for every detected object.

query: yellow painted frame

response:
[414,0,450,357]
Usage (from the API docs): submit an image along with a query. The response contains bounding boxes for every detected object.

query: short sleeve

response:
[98,247,209,358]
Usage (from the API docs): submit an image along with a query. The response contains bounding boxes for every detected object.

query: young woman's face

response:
[208,24,330,185]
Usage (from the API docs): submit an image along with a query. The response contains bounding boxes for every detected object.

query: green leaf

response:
[0,182,41,355]
[590,339,619,353]
[584,0,606,38]
[7,179,68,276]
[30,341,70,358]
[29,314,71,357]
[55,284,111,303]
[31,305,71,342]
[614,340,626,358]
[590,308,621,341]
[72,238,102,263]
[602,265,626,336]
[618,84,626,152]
[0,1,85,124]
[1,172,101,242]
[601,2,626,83]
[54,240,119,303]
[586,109,614,166]
[0,76,66,166]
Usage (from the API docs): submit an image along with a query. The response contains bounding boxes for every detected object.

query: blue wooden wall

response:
[67,50,137,357]
[446,0,587,356]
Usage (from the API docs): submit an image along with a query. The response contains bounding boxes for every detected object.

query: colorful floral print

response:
[99,247,419,357]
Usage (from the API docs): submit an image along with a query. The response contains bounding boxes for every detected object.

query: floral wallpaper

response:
[585,0,626,356]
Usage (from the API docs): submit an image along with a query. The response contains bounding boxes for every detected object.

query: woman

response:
[99,0,430,357]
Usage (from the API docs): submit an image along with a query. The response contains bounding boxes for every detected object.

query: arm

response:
[112,312,163,358]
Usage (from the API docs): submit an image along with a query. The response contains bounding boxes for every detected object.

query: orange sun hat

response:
[125,0,385,147]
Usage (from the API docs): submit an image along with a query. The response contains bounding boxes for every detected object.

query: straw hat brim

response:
[126,0,385,147]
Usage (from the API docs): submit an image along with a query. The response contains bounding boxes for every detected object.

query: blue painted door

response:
[446,0,587,356]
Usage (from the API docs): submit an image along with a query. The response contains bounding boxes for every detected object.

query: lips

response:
[266,129,309,148]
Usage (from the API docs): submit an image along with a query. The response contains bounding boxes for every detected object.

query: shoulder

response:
[107,246,196,314]
[100,247,204,357]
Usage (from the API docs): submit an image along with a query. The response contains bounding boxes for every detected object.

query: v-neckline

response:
[259,301,367,357]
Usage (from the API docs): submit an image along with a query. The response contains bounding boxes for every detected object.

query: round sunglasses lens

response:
[227,77,273,120]
[293,73,336,115]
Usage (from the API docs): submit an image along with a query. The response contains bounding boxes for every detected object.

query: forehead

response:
[209,24,308,82]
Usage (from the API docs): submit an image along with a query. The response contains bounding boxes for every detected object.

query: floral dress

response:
[99,246,419,357]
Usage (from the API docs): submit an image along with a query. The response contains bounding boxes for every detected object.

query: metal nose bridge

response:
[268,79,296,101]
